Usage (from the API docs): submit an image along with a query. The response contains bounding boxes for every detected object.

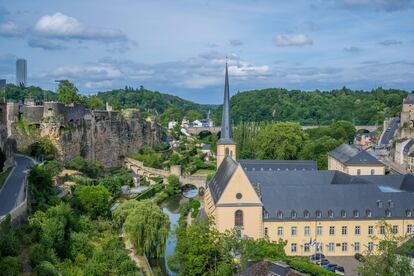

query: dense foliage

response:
[213,87,408,125]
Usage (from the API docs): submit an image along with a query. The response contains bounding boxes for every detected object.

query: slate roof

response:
[237,261,303,276]
[218,62,235,145]
[238,159,317,172]
[404,94,414,104]
[208,156,238,203]
[329,144,383,166]
[403,139,414,154]
[244,170,414,221]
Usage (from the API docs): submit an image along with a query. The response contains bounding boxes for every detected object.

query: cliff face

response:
[12,108,161,168]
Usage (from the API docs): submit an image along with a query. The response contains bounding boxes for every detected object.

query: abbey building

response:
[204,63,414,257]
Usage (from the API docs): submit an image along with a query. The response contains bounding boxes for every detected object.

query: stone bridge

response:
[124,157,207,189]
[186,126,221,135]
[301,125,378,132]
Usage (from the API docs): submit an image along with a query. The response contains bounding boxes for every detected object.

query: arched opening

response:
[198,130,212,139]
[235,210,243,227]
[225,147,230,156]
[182,184,198,198]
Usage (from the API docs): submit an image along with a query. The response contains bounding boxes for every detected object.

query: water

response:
[182,185,198,198]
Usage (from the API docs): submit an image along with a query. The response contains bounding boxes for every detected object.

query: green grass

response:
[191,169,215,176]
[0,167,13,189]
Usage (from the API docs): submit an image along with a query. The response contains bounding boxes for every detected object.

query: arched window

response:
[277,210,283,219]
[406,210,412,217]
[371,169,375,175]
[385,209,392,218]
[341,210,347,218]
[291,210,297,219]
[315,210,322,218]
[225,148,230,156]
[357,169,361,175]
[235,210,243,227]
[353,210,359,218]
[304,210,310,218]
[366,209,372,218]
[328,210,334,218]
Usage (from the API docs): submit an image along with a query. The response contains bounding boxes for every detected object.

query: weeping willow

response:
[117,200,170,258]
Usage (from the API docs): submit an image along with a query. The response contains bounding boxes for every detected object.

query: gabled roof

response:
[207,155,238,203]
[329,144,383,165]
[238,159,317,172]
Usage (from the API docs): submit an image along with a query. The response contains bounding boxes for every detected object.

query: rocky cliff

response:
[11,108,161,168]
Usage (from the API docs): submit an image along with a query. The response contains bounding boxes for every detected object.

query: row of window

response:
[264,224,413,237]
[291,242,374,253]
[272,207,411,219]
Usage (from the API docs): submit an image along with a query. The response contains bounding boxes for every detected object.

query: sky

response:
[0,0,413,104]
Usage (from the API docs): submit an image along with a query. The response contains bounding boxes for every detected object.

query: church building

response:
[204,63,414,257]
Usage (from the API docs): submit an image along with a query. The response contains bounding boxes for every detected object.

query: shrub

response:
[287,258,335,276]
[0,256,20,276]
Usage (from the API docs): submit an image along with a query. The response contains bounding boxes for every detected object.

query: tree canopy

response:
[57,80,81,104]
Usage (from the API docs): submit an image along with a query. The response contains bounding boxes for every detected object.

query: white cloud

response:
[274,34,313,47]
[49,63,123,79]
[85,80,113,89]
[33,12,127,42]
[0,21,22,37]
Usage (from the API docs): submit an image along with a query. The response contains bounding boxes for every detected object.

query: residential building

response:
[328,144,385,175]
[16,58,27,87]
[204,63,414,257]
[401,94,414,127]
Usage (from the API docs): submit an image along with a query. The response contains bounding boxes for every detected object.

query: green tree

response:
[30,138,57,160]
[357,221,414,276]
[256,122,307,160]
[166,175,181,196]
[75,185,111,218]
[85,95,105,110]
[114,200,169,258]
[186,110,202,122]
[57,80,81,104]
[29,164,53,192]
[299,136,342,169]
[0,256,21,276]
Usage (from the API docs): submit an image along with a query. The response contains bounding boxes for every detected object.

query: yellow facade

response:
[216,144,236,167]
[328,156,385,175]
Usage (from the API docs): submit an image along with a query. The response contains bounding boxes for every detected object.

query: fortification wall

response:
[23,105,44,123]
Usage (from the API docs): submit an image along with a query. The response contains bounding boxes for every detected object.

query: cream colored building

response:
[328,144,385,175]
[205,63,414,257]
[401,94,414,127]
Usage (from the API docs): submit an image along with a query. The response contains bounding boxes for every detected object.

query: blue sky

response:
[0,0,413,104]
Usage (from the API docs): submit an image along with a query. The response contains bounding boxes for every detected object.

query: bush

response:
[35,261,60,276]
[287,258,335,276]
[30,138,57,160]
[75,185,111,218]
[354,252,364,262]
[0,256,21,276]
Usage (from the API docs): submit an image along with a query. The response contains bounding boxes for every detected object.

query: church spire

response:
[218,59,235,144]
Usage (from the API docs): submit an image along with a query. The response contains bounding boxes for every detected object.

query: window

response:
[315,210,322,218]
[388,200,394,208]
[357,169,361,175]
[291,210,297,219]
[236,193,242,199]
[277,211,283,219]
[368,242,374,252]
[380,225,386,235]
[328,243,335,252]
[317,226,323,236]
[366,209,372,218]
[277,227,283,236]
[353,210,360,218]
[264,227,268,237]
[371,169,375,175]
[328,210,334,218]
[341,210,347,218]
[225,148,229,155]
[368,226,374,235]
[235,210,243,227]
[304,226,310,236]
[385,209,391,217]
[291,243,297,253]
[377,200,383,208]
[291,226,297,236]
[329,226,335,236]
[304,210,310,218]
[408,224,413,234]
[342,226,348,235]
[354,242,360,252]
[355,226,361,235]
[392,225,398,234]
[304,243,310,252]
[406,210,412,217]
[342,243,348,252]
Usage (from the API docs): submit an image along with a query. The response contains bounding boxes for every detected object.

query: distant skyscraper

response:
[16,59,27,87]
[0,79,6,89]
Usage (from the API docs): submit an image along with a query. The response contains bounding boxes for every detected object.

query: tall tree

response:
[57,80,81,104]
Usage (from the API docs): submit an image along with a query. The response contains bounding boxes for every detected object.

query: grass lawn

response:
[192,169,215,177]
[0,167,13,189]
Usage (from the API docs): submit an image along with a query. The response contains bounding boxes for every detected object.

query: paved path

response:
[379,117,399,146]
[0,155,34,217]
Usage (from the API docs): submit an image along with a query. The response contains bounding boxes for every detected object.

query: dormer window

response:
[385,209,392,218]
[366,209,372,218]
[328,210,334,218]
[388,200,394,208]
[304,210,310,218]
[353,210,360,218]
[291,211,297,219]
[341,210,347,218]
[377,200,383,208]
[315,210,322,218]
[277,211,283,219]
[406,210,412,217]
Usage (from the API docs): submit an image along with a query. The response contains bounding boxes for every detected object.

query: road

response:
[379,117,399,146]
[0,155,35,217]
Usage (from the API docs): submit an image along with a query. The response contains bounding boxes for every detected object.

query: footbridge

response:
[124,157,207,189]
[301,125,378,132]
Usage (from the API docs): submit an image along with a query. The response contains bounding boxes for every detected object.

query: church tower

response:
[217,61,236,167]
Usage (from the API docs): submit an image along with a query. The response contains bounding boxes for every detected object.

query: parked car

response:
[335,266,345,275]
[323,264,337,270]
[309,253,325,261]
[316,258,329,266]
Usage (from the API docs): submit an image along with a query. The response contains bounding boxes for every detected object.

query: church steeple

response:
[217,60,236,167]
[218,60,234,144]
